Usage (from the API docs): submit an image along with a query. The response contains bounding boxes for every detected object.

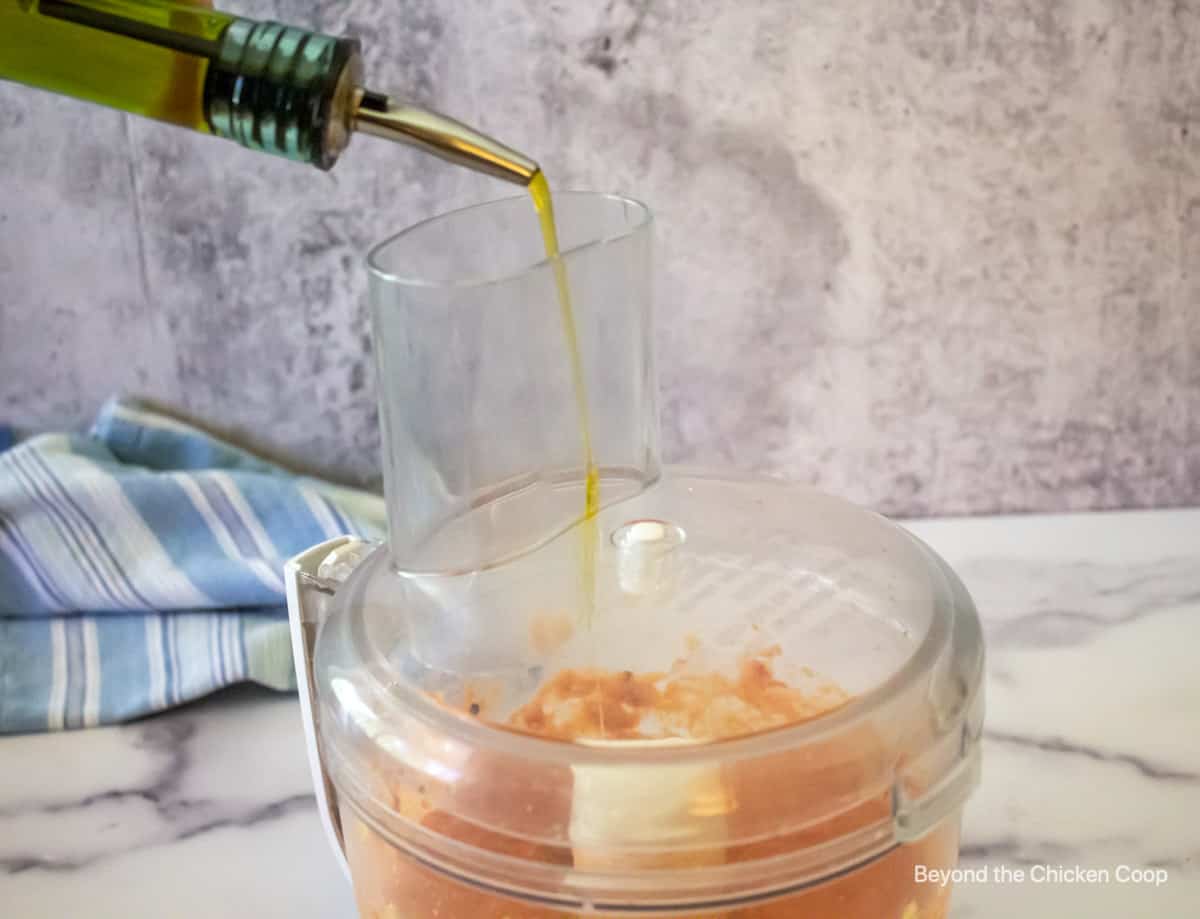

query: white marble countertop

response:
[2,509,1198,918]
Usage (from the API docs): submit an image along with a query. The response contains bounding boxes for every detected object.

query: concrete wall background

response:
[2,0,1198,516]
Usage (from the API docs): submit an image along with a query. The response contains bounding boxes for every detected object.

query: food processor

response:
[284,191,985,918]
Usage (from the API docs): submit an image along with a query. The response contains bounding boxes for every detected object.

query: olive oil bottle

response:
[0,0,536,179]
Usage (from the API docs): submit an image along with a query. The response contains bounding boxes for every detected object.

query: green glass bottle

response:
[0,0,536,181]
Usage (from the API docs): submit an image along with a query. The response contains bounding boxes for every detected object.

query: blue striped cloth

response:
[0,398,385,734]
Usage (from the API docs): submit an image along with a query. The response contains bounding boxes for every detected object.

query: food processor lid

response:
[313,470,984,908]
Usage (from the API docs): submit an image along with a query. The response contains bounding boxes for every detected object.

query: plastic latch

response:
[284,536,375,879]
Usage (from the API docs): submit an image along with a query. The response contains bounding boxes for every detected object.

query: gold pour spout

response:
[353,89,538,186]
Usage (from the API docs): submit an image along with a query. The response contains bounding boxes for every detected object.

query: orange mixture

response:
[343,652,957,919]
[509,646,849,742]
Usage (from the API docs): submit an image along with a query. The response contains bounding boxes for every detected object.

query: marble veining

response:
[981,728,1199,784]
[3,1,1200,516]
[0,690,351,919]
[0,707,314,877]
[1,509,1198,917]
[957,555,1200,647]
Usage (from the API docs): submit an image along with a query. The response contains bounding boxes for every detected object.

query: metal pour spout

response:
[353,89,539,186]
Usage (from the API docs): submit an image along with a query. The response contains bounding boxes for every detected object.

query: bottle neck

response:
[203,20,361,170]
[199,20,536,181]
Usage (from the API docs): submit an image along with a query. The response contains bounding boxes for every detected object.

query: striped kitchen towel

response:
[0,397,385,734]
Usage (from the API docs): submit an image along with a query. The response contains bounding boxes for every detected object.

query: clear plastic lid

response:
[314,470,984,911]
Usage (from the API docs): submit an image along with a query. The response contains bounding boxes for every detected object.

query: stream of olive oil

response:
[528,172,599,625]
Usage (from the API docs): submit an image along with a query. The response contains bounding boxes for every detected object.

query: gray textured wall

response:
[2,0,1198,516]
